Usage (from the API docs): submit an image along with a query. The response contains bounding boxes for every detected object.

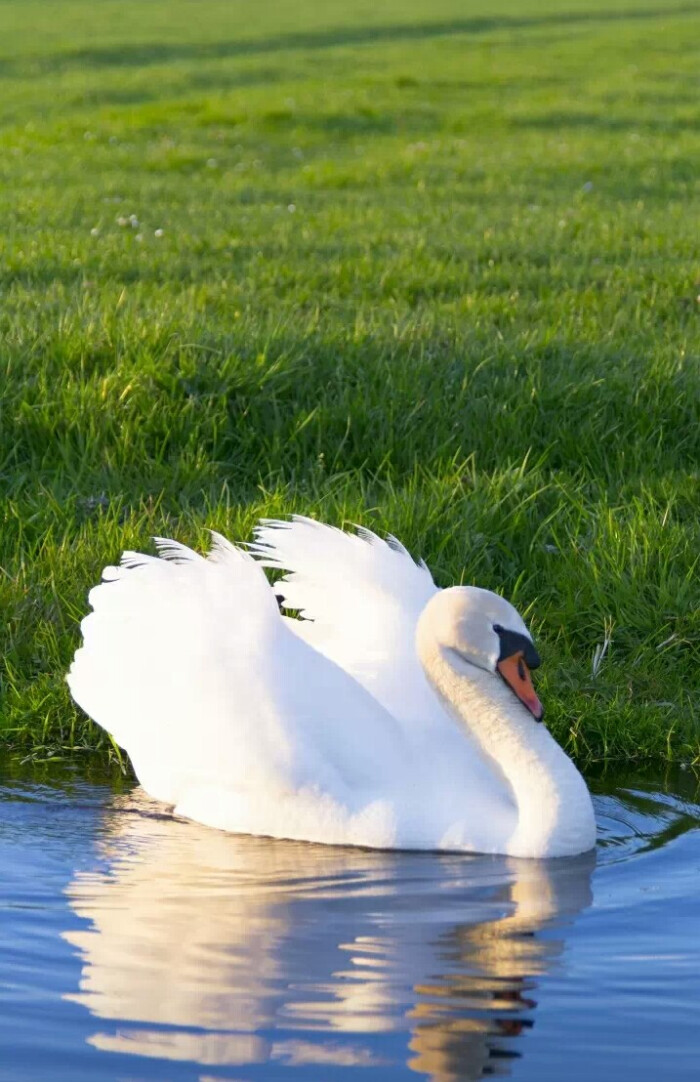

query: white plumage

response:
[251,517,442,733]
[68,516,596,856]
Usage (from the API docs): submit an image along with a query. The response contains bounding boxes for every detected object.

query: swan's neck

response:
[419,642,595,857]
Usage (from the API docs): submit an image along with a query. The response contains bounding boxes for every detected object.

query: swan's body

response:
[67,517,595,857]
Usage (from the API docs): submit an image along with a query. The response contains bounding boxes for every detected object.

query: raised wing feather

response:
[67,532,408,845]
[250,517,444,731]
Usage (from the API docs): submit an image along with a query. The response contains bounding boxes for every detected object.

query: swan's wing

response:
[249,517,442,731]
[67,533,407,846]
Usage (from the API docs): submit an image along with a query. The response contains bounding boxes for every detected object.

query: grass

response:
[0,0,698,765]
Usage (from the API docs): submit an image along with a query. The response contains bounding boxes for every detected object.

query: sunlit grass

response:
[1,0,698,763]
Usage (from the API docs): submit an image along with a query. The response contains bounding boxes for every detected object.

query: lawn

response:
[1,0,698,763]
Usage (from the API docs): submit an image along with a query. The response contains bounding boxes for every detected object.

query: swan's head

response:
[417,586,544,721]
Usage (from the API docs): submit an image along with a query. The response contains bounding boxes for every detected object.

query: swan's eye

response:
[517,658,526,681]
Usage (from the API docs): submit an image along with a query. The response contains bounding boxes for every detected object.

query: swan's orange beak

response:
[497,652,544,721]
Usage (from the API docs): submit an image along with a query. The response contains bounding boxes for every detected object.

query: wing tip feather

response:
[207,530,250,563]
[153,537,202,564]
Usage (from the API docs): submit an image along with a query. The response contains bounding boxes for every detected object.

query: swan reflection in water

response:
[63,789,594,1080]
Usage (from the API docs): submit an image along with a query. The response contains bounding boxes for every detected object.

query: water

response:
[1,760,699,1082]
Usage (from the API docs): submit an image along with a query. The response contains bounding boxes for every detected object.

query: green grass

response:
[1,0,699,765]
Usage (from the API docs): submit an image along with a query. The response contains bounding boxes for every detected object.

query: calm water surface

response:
[1,759,699,1082]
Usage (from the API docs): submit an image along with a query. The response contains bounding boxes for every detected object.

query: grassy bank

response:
[1,0,698,763]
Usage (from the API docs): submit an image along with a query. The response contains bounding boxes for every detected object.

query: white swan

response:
[67,516,595,857]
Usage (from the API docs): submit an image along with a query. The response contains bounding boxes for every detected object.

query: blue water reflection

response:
[0,762,698,1081]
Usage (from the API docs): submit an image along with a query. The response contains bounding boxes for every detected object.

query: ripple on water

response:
[0,759,699,1082]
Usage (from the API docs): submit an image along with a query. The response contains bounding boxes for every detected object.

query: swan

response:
[67,516,595,857]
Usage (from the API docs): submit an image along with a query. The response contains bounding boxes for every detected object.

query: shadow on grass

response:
[71,68,293,108]
[4,314,699,490]
[513,110,700,135]
[1,5,698,75]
